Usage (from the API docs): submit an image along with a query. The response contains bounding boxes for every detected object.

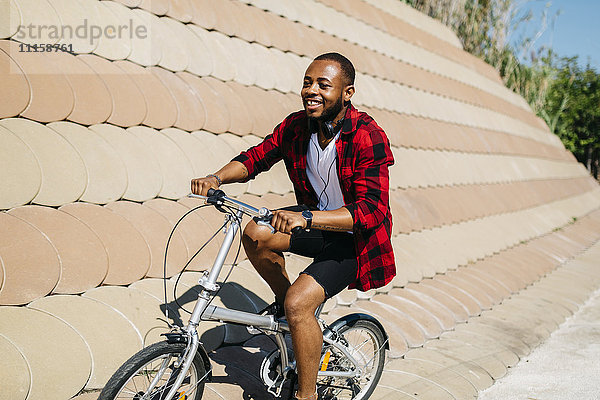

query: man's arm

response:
[190,161,248,196]
[271,207,354,234]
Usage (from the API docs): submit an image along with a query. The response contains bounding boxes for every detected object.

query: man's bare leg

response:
[285,274,326,399]
[242,221,293,303]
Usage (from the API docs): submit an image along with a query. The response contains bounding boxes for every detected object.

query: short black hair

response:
[314,52,355,86]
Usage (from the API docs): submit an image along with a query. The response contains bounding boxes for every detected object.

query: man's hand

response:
[191,176,220,196]
[271,210,307,234]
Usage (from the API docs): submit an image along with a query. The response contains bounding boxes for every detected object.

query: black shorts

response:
[283,206,358,298]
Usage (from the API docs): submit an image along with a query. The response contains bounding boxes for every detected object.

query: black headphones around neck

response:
[323,118,344,139]
[309,116,345,140]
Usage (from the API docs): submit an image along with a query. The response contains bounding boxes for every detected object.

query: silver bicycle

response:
[98,189,389,400]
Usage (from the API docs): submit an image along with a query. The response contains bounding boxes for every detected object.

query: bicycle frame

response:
[163,192,365,400]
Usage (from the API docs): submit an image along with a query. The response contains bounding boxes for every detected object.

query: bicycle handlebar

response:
[188,191,274,229]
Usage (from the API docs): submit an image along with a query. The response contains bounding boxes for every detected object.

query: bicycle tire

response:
[98,341,207,400]
[318,318,386,400]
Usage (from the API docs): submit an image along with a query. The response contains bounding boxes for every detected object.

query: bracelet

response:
[294,391,317,400]
[206,174,222,186]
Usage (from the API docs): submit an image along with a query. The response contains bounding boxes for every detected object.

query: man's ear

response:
[344,85,355,102]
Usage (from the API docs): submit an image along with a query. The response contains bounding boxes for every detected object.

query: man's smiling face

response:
[301,59,353,123]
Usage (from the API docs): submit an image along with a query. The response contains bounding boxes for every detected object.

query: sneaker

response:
[259,301,285,319]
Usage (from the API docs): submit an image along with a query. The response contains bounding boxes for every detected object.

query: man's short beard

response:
[315,95,344,122]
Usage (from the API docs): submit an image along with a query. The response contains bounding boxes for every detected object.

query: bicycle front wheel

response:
[318,318,386,400]
[98,341,207,400]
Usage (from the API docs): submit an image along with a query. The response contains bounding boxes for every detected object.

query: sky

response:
[509,0,600,71]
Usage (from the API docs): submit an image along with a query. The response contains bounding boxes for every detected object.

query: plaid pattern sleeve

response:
[231,112,301,181]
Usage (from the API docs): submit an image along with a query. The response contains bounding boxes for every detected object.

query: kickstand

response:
[285,372,297,400]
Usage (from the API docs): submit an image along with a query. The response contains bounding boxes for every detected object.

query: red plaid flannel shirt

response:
[233,105,396,291]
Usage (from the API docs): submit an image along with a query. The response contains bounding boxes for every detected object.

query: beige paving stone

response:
[370,385,418,399]
[485,304,558,336]
[474,259,523,294]
[150,67,205,132]
[352,300,421,352]
[139,0,168,15]
[441,330,519,368]
[453,320,531,358]
[78,55,146,127]
[90,0,132,60]
[0,39,74,122]
[335,288,358,306]
[389,287,456,331]
[421,277,482,316]
[386,357,478,399]
[69,392,102,400]
[475,313,549,349]
[28,295,142,389]
[427,338,507,380]
[0,0,20,39]
[0,125,40,209]
[167,18,212,76]
[435,273,493,310]
[461,265,512,299]
[515,289,575,317]
[143,198,216,269]
[8,205,108,294]
[375,292,443,339]
[177,195,246,265]
[0,306,91,400]
[337,304,407,358]
[188,25,235,81]
[83,285,171,347]
[501,296,567,326]
[0,212,59,305]
[0,118,86,206]
[47,122,127,204]
[113,60,177,129]
[162,127,215,177]
[405,283,469,323]
[105,200,188,278]
[59,202,150,285]
[204,76,253,136]
[45,50,111,125]
[0,334,29,400]
[0,46,29,119]
[149,13,189,72]
[176,196,238,267]
[128,126,194,199]
[89,123,162,201]
[378,369,456,399]
[404,347,494,391]
[446,268,503,305]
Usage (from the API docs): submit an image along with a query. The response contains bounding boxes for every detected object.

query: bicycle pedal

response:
[246,325,261,335]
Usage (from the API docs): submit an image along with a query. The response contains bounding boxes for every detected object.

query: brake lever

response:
[255,207,276,234]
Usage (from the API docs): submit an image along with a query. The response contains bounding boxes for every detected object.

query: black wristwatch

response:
[301,210,313,230]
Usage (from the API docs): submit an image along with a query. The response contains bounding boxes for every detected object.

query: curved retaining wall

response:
[0,0,599,399]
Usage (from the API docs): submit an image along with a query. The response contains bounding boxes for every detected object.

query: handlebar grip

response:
[291,226,303,235]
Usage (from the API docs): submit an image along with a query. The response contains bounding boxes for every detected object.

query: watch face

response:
[302,210,313,219]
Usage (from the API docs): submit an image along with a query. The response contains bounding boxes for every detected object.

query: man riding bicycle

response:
[191,52,395,400]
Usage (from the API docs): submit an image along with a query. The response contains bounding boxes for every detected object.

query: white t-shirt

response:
[306,132,345,211]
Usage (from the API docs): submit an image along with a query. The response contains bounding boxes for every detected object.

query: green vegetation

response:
[402,0,599,179]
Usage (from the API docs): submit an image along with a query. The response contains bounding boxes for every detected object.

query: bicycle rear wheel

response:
[318,318,386,400]
[98,341,207,400]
